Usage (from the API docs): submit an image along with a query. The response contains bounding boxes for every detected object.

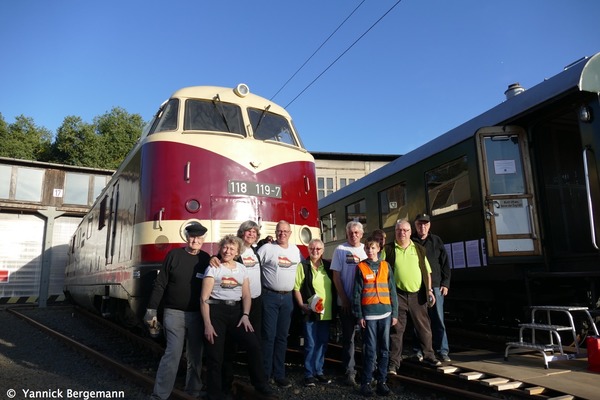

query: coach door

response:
[476,126,541,257]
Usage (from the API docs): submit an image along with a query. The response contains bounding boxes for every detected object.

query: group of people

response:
[146,220,303,400]
[331,216,451,396]
[145,214,451,399]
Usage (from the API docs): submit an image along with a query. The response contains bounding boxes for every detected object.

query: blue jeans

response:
[362,316,391,385]
[429,287,449,356]
[339,308,357,375]
[261,290,293,379]
[303,319,330,378]
[151,308,203,400]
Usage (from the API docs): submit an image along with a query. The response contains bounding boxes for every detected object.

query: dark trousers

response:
[389,290,435,367]
[339,307,357,375]
[250,296,263,343]
[204,303,267,400]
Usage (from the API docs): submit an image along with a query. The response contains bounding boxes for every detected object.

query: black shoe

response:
[376,382,391,396]
[439,354,451,362]
[274,377,292,388]
[315,375,331,384]
[424,358,442,367]
[360,383,374,397]
[304,377,317,387]
[387,363,398,375]
[255,384,275,397]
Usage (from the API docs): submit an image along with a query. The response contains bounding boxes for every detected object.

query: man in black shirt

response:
[412,214,451,362]
[147,223,211,400]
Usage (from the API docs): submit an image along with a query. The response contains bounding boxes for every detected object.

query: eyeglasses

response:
[276,230,291,234]
[309,247,323,251]
[396,229,411,232]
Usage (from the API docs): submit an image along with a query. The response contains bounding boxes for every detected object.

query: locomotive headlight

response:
[234,83,250,98]
[300,207,309,219]
[579,105,592,122]
[300,226,312,245]
[185,199,201,213]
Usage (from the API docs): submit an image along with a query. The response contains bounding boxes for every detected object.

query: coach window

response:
[64,172,90,205]
[346,199,367,233]
[14,167,44,202]
[379,183,407,228]
[249,108,297,146]
[184,99,244,135]
[321,212,337,243]
[0,165,10,199]
[426,156,472,216]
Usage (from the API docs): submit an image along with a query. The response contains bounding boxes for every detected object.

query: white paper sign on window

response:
[494,159,516,175]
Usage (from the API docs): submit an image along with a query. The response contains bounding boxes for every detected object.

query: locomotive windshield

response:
[184,99,245,135]
[249,107,298,146]
[152,98,179,133]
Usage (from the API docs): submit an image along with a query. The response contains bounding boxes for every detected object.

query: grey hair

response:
[395,219,410,228]
[237,220,261,239]
[346,220,364,233]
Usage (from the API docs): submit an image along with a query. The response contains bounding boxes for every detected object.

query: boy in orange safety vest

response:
[353,237,398,397]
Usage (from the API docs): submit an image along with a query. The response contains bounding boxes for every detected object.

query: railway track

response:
[6,305,579,400]
[7,306,195,400]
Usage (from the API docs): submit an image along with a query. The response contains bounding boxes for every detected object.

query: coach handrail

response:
[583,147,598,250]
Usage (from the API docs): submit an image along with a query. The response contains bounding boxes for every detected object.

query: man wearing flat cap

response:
[412,213,451,363]
[147,222,211,400]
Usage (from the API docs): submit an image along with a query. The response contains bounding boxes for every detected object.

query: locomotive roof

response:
[319,51,600,209]
[170,85,290,117]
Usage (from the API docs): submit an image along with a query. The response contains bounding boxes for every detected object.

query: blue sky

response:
[1,1,599,156]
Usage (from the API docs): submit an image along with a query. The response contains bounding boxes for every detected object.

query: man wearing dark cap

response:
[147,222,211,400]
[412,213,451,362]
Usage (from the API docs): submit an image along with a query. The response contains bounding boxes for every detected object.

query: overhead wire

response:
[283,0,403,109]
[270,0,367,102]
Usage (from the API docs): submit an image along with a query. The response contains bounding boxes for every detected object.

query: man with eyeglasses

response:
[384,219,441,375]
[258,220,302,388]
[330,220,367,387]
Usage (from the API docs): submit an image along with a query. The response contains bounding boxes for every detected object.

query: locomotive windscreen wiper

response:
[212,94,232,133]
[254,105,271,138]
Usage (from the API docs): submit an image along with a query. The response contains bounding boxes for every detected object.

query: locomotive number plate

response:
[228,180,282,198]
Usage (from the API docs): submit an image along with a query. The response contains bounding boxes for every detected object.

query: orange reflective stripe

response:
[358,261,391,305]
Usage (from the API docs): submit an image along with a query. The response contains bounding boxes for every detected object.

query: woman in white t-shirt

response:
[201,235,273,400]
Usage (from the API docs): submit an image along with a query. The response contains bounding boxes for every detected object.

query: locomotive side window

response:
[98,195,108,230]
[346,199,367,233]
[184,99,245,136]
[249,108,298,146]
[426,156,471,216]
[321,212,337,243]
[378,183,407,228]
[152,99,179,133]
